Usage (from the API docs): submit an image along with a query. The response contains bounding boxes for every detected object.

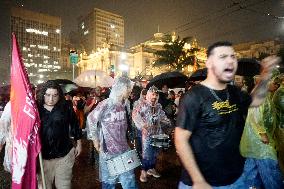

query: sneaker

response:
[139,171,148,182]
[147,169,161,178]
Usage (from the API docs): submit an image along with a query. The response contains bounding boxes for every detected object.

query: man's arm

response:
[175,127,212,189]
[250,56,280,107]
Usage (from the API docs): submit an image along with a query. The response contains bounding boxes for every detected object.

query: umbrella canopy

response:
[237,58,261,76]
[74,70,114,88]
[36,79,78,94]
[146,71,188,89]
[188,68,207,81]
[53,79,75,85]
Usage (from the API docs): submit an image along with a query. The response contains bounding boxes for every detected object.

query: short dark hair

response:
[207,41,233,57]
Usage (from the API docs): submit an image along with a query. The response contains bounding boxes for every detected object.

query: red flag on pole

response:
[10,33,41,189]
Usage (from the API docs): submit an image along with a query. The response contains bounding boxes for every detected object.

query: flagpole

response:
[39,152,46,189]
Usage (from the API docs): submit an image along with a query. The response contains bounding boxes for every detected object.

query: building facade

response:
[11,7,61,84]
[78,8,124,55]
[234,39,283,59]
[76,32,207,80]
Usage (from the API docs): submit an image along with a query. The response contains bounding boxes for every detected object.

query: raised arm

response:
[175,127,212,189]
[250,56,280,107]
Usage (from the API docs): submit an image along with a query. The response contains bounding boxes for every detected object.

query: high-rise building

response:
[11,7,62,84]
[78,8,124,54]
[0,0,11,86]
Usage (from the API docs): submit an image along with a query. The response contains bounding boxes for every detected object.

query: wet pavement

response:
[0,139,182,189]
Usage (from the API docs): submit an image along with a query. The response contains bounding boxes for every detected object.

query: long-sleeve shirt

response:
[39,102,82,160]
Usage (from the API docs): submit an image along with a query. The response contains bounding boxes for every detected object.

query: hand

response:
[260,133,269,144]
[260,56,281,80]
[93,140,100,152]
[192,181,212,189]
[75,140,82,158]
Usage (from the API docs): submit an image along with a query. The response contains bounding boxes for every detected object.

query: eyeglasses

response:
[44,93,59,98]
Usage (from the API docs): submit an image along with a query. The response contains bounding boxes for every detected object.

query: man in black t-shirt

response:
[175,41,280,189]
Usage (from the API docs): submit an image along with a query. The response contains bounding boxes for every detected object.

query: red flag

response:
[10,34,41,189]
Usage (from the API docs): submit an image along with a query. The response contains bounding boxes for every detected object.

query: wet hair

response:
[148,86,159,94]
[109,76,133,102]
[207,41,233,57]
[141,89,147,96]
[37,80,65,107]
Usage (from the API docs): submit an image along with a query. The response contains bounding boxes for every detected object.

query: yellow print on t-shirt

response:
[212,100,238,115]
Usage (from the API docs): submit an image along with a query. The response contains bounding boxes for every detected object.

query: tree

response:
[153,36,200,71]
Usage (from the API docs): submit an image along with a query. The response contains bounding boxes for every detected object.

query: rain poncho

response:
[132,89,171,159]
[86,76,134,183]
[0,101,12,172]
[240,93,277,160]
[273,84,284,172]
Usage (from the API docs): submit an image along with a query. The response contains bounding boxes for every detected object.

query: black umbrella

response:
[188,68,207,81]
[236,58,261,76]
[37,79,78,94]
[146,71,188,89]
[53,79,75,85]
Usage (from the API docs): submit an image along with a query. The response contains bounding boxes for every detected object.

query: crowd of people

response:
[0,41,283,189]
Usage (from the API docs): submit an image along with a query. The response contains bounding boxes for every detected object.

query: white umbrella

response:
[74,70,114,88]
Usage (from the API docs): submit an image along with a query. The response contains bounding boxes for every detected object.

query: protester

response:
[240,76,283,189]
[0,101,12,173]
[86,76,138,189]
[72,94,86,129]
[175,41,280,189]
[0,95,7,117]
[84,87,103,165]
[132,88,147,156]
[132,86,171,183]
[273,74,284,174]
[37,80,82,189]
[84,87,102,114]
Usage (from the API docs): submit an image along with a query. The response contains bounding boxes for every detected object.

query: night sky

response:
[0,0,284,84]
[12,0,284,47]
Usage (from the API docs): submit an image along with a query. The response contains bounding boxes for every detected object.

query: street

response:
[0,139,182,189]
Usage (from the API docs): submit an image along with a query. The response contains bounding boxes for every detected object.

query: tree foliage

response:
[153,36,200,71]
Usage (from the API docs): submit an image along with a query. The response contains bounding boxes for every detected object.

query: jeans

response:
[102,171,138,189]
[243,158,284,189]
[141,136,159,170]
[100,154,138,189]
[178,171,248,189]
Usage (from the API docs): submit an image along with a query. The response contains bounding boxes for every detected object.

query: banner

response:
[10,33,41,189]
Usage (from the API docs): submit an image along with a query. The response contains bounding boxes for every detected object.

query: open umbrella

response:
[74,70,114,88]
[237,58,260,76]
[188,68,207,81]
[146,71,188,89]
[53,79,78,93]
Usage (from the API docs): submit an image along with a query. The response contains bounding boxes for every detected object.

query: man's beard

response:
[212,67,233,84]
[151,98,157,105]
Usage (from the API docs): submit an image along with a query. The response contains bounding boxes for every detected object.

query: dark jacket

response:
[39,101,82,159]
